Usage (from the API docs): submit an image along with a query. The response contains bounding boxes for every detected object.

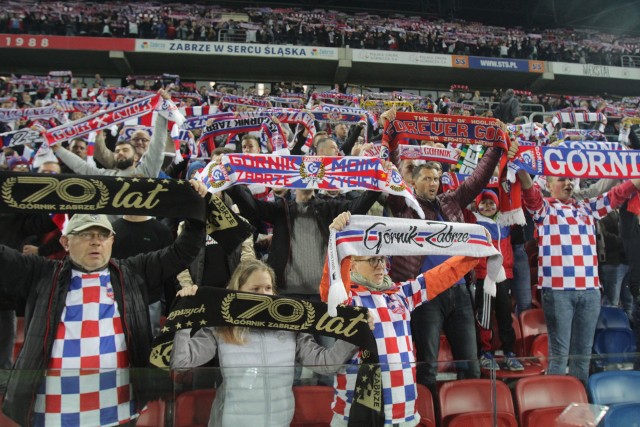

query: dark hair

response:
[412,162,442,181]
[212,147,233,156]
[115,140,135,150]
[70,137,87,146]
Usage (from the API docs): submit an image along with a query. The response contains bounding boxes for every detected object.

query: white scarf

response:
[327,215,505,316]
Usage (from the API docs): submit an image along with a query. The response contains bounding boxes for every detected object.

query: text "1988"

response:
[4,37,49,48]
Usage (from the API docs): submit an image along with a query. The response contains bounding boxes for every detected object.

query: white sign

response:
[135,40,338,60]
[552,62,640,80]
[352,49,451,67]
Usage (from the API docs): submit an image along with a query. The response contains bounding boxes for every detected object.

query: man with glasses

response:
[326,212,479,426]
[0,180,207,426]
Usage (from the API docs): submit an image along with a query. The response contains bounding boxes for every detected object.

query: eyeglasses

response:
[70,230,113,241]
[131,137,150,142]
[353,257,386,268]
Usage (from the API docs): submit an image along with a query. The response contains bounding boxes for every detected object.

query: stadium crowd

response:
[1,67,640,425]
[1,1,640,66]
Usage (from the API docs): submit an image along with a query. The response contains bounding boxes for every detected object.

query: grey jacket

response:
[55,115,168,178]
[171,327,357,427]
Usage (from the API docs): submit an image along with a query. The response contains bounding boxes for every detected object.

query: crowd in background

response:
[1,60,640,423]
[1,1,640,66]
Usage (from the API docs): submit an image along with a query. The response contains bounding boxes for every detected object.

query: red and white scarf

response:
[382,112,523,225]
[326,215,505,315]
[546,112,607,135]
[198,153,424,219]
[398,144,461,164]
[4,95,183,149]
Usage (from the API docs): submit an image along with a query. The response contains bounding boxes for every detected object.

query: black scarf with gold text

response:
[151,287,383,425]
[0,172,252,253]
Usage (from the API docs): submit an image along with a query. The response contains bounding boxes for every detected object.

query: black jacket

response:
[0,219,204,425]
[227,185,379,289]
[0,213,58,310]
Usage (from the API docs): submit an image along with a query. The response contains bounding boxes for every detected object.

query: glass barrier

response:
[1,353,639,426]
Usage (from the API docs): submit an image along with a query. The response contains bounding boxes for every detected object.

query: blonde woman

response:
[171,259,365,427]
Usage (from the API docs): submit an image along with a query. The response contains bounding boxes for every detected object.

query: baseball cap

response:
[63,214,115,236]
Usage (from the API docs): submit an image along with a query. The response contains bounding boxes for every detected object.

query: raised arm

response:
[136,89,170,178]
[295,333,358,375]
[53,144,109,175]
[516,169,545,215]
[171,327,219,368]
[93,130,116,169]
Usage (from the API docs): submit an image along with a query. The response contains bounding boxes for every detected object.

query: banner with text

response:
[0,34,134,51]
[551,62,640,80]
[135,39,338,59]
[468,56,532,73]
[512,145,640,178]
[351,49,451,67]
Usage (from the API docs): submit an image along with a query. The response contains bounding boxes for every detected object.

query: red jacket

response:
[469,211,514,280]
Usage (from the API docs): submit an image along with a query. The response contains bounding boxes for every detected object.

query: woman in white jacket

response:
[171,259,361,427]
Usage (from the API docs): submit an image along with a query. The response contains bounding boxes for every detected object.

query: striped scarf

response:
[326,215,505,316]
[398,144,461,164]
[382,112,523,225]
[198,153,425,219]
[510,145,640,179]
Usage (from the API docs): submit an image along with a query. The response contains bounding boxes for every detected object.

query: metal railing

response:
[217,28,249,43]
[621,55,640,68]
[462,100,545,117]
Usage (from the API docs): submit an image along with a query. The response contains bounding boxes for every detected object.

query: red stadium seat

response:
[416,384,436,427]
[515,375,588,427]
[530,333,549,371]
[136,400,166,427]
[290,384,436,426]
[174,389,217,427]
[437,334,456,373]
[291,385,334,426]
[489,313,523,356]
[519,309,547,356]
[481,313,543,380]
[438,379,517,427]
[447,412,519,427]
